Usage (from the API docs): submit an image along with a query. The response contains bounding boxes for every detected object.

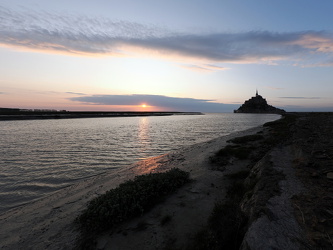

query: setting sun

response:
[141,104,147,108]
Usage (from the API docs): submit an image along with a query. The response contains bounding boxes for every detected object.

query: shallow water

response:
[0,113,279,213]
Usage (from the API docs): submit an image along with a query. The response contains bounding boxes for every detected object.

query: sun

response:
[141,104,147,108]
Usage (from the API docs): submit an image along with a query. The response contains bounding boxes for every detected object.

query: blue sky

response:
[1,0,333,112]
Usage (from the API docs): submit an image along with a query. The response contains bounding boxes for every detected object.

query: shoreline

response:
[0,125,263,249]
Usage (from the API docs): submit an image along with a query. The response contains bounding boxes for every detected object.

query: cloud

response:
[1,6,333,66]
[70,94,238,112]
[181,64,227,72]
[65,91,86,96]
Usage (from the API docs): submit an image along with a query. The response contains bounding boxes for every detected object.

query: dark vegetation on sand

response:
[210,114,296,168]
[75,168,191,249]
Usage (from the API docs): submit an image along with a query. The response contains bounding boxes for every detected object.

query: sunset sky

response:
[1,0,333,112]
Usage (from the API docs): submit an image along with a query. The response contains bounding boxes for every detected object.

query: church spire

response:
[256,89,258,96]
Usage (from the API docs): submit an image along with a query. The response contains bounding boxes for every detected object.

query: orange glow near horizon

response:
[69,104,160,112]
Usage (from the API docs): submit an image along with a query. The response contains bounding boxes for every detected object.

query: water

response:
[0,113,279,213]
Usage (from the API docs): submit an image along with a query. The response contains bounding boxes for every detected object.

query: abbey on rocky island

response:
[234,90,285,114]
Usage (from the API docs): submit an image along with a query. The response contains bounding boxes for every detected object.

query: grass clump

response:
[75,168,190,248]
[216,145,251,160]
[228,134,264,144]
[225,169,250,180]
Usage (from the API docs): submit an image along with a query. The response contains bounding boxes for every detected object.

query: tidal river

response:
[0,113,280,213]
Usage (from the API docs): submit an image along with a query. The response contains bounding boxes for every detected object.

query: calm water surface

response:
[0,113,279,213]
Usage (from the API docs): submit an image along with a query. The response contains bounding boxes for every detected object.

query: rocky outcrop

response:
[234,92,285,114]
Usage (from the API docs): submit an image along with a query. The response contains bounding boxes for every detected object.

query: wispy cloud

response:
[65,91,86,96]
[181,64,227,72]
[1,6,333,66]
[70,94,238,112]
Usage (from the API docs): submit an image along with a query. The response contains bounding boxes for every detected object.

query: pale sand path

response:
[0,126,262,250]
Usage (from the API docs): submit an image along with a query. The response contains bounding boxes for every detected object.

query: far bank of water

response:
[0,113,280,213]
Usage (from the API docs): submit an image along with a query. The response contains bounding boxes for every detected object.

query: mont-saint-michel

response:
[234,90,286,114]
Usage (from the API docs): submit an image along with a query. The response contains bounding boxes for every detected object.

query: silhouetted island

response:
[234,90,285,114]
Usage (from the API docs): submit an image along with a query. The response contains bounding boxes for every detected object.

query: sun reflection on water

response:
[138,117,151,160]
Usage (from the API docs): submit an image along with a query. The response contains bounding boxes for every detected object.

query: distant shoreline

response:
[0,111,203,121]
